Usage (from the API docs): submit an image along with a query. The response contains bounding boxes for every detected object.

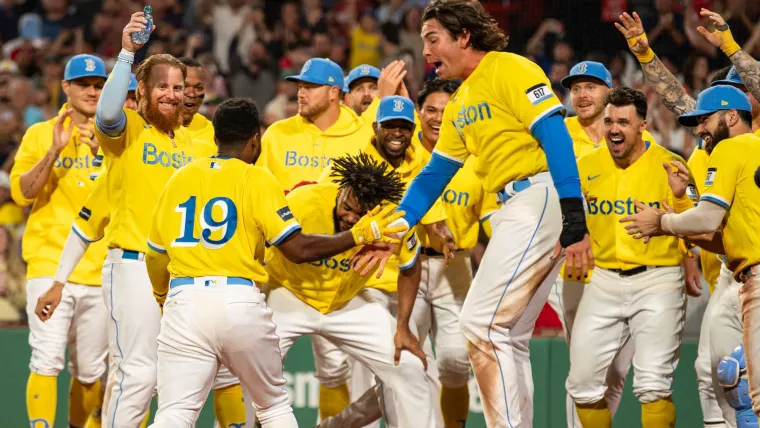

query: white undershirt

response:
[661,200,727,236]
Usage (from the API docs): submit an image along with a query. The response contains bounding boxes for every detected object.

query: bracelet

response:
[118,49,135,64]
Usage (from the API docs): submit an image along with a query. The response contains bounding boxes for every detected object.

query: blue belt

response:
[122,250,143,260]
[169,277,254,289]
[496,178,532,203]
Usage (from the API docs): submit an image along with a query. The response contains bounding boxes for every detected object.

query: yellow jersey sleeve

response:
[252,169,303,246]
[147,179,169,254]
[420,198,448,225]
[72,172,110,243]
[701,145,739,210]
[497,60,564,133]
[398,229,421,271]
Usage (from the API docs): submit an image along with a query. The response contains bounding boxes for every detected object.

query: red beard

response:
[139,93,182,135]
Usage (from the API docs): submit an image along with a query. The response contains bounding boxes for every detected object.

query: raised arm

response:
[96,11,154,137]
[615,12,697,116]
[697,9,760,107]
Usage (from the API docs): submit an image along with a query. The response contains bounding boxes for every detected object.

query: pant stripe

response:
[553,281,574,428]
[487,187,548,428]
[108,264,126,427]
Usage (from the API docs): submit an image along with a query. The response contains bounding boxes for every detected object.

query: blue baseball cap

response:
[286,58,344,89]
[128,73,138,92]
[345,64,381,91]
[677,85,752,127]
[710,64,760,90]
[560,61,613,89]
[376,96,415,124]
[64,54,107,81]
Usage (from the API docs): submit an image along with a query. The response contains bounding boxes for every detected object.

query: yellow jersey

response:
[435,52,564,193]
[349,27,380,69]
[95,109,199,253]
[565,116,657,161]
[265,183,420,314]
[579,143,696,270]
[72,170,110,243]
[416,134,500,250]
[11,110,106,285]
[148,157,301,283]
[700,133,760,281]
[687,146,721,291]
[256,105,373,191]
[318,138,448,226]
[0,202,24,226]
[185,113,217,158]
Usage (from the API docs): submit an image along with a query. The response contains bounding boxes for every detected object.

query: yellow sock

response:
[318,383,350,420]
[27,373,57,428]
[642,396,676,428]
[441,384,470,428]
[139,408,150,428]
[69,378,89,427]
[84,379,104,428]
[576,399,611,428]
[214,384,246,428]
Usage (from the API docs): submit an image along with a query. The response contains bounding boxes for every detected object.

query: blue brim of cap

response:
[559,74,610,89]
[285,74,339,87]
[677,109,713,127]
[378,116,415,124]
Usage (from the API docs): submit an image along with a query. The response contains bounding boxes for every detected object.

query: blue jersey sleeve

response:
[533,112,583,200]
[397,152,461,228]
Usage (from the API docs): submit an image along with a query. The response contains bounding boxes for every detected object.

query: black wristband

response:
[559,198,588,248]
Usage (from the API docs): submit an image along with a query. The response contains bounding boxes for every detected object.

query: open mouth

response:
[430,124,440,133]
[159,101,177,111]
[608,135,624,146]
[433,61,443,73]
[387,140,405,150]
[184,101,196,109]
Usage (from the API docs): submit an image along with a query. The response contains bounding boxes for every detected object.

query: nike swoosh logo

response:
[588,174,601,180]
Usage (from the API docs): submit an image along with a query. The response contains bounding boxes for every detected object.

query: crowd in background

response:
[0,0,758,323]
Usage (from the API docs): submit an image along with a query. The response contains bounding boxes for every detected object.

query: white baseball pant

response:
[706,263,743,428]
[737,265,760,416]
[267,286,435,428]
[461,176,563,428]
[566,266,685,405]
[546,276,632,427]
[26,277,108,383]
[102,250,243,428]
[149,278,296,428]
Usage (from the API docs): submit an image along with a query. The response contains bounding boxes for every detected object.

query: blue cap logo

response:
[677,85,752,127]
[376,96,415,124]
[285,58,344,89]
[560,61,613,89]
[64,54,107,81]
[345,64,381,92]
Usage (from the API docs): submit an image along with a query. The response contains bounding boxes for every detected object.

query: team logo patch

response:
[578,63,588,73]
[277,206,294,221]
[705,167,717,186]
[360,65,370,75]
[302,60,312,73]
[686,184,698,201]
[210,161,221,169]
[79,207,92,221]
[393,99,405,112]
[84,58,96,72]
[525,83,552,106]
[407,233,417,250]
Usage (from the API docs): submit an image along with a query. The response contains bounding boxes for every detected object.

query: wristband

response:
[627,33,655,63]
[559,198,588,248]
[118,49,135,64]
[721,39,741,57]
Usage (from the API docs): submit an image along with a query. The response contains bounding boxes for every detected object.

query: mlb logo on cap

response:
[286,58,344,89]
[65,54,107,81]
[376,96,415,124]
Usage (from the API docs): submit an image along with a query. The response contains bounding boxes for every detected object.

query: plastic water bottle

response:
[131,6,153,45]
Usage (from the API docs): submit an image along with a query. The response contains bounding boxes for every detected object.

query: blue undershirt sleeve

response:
[532,111,583,200]
[397,152,461,228]
[95,52,132,137]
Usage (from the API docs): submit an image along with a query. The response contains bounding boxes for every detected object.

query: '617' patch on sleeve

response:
[277,206,294,221]
[525,83,552,106]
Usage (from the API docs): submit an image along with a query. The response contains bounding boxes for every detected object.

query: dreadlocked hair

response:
[329,153,406,207]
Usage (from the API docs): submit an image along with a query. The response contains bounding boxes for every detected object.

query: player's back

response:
[150,157,298,283]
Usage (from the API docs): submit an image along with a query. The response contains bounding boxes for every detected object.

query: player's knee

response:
[69,357,107,385]
[458,311,488,343]
[389,352,427,388]
[566,368,606,405]
[314,362,351,388]
[436,346,470,389]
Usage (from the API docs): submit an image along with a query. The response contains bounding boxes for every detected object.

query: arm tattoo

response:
[730,50,760,107]
[641,55,697,116]
[22,149,57,199]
